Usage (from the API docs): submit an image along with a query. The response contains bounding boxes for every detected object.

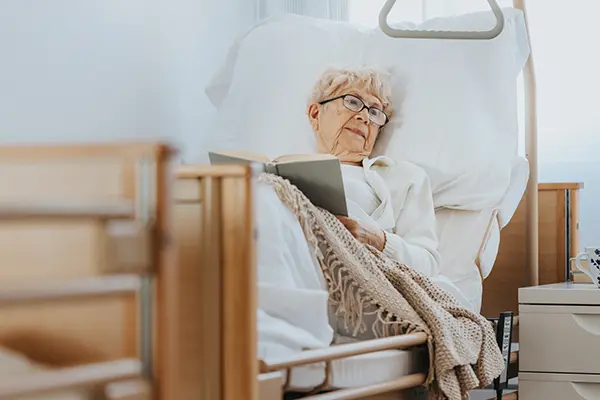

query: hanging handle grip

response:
[379,0,505,40]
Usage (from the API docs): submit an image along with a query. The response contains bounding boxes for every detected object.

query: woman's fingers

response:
[336,216,361,238]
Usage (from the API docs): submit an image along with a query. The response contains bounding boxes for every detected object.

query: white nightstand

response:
[518,282,600,399]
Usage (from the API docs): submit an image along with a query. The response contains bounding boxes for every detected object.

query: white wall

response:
[156,0,256,162]
[0,0,255,161]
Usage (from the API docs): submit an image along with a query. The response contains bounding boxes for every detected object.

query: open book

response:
[208,150,348,216]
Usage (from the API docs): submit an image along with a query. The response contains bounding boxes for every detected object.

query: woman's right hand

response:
[336,216,386,252]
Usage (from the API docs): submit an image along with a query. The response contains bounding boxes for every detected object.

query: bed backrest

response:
[0,142,176,399]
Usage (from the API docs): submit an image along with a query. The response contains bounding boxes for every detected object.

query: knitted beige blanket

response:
[260,173,505,400]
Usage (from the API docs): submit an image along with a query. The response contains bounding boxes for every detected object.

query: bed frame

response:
[0,143,178,399]
[0,1,538,400]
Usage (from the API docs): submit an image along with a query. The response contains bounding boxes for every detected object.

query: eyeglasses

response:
[319,94,389,126]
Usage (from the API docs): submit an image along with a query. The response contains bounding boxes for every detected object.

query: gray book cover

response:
[208,151,348,216]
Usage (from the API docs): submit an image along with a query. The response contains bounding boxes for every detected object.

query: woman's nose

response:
[355,109,370,124]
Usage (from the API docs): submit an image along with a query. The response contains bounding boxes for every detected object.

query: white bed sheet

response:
[435,156,529,312]
[287,344,428,391]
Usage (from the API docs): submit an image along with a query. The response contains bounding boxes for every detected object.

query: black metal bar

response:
[493,312,514,400]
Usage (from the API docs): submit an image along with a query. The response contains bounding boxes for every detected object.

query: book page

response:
[273,153,337,164]
[275,157,348,216]
[210,150,270,163]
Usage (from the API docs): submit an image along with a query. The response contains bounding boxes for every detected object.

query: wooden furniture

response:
[482,182,584,318]
[0,142,177,399]
[519,282,600,399]
[173,164,257,400]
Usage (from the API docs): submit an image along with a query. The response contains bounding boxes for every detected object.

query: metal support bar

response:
[135,157,157,381]
[379,0,505,39]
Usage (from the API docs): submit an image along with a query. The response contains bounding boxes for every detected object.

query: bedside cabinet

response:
[482,182,583,319]
[519,282,600,399]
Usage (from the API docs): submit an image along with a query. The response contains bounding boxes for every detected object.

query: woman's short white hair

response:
[308,66,393,117]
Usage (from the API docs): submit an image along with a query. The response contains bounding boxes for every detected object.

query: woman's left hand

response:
[336,216,386,252]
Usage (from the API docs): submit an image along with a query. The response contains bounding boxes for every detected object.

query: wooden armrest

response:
[0,201,135,220]
[0,275,141,304]
[260,332,428,372]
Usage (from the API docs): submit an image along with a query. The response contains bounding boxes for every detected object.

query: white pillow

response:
[202,8,530,210]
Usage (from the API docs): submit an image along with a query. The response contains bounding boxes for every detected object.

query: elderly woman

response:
[306,67,440,277]
[257,67,467,361]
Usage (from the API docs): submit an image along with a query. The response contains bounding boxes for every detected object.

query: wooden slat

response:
[303,373,426,400]
[152,144,178,400]
[0,142,174,161]
[222,174,257,400]
[539,182,584,190]
[0,358,141,398]
[0,201,135,220]
[261,332,428,372]
[103,221,153,274]
[172,176,223,400]
[0,275,141,304]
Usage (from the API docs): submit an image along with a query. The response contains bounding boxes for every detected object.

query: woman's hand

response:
[336,216,386,252]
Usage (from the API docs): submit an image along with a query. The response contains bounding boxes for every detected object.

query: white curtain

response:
[347,0,598,249]
[257,0,349,21]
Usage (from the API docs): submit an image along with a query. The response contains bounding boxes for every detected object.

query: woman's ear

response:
[307,103,320,131]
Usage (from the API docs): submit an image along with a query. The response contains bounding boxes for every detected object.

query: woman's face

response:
[308,86,388,164]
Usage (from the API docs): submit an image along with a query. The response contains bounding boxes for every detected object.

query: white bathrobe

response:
[256,156,472,362]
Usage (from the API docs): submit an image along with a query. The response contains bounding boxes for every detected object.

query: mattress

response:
[434,156,529,312]
[287,342,428,391]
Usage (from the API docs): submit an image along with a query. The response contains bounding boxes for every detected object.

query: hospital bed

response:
[190,0,539,398]
[172,161,526,400]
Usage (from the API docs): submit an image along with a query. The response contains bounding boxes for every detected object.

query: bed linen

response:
[287,344,428,391]
[435,156,529,311]
[256,176,504,399]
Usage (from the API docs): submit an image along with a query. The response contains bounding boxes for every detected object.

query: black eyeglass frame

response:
[318,94,389,126]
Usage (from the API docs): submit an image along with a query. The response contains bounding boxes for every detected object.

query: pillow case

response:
[202,8,530,210]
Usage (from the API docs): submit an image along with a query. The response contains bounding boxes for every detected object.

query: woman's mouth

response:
[345,127,366,138]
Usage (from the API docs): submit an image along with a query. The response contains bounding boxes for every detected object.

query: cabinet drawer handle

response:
[572,382,600,399]
[573,314,600,336]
